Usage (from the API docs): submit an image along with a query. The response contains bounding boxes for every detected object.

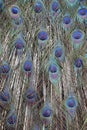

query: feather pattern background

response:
[0,0,87,130]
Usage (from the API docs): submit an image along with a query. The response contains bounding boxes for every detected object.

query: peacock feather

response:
[0,0,87,130]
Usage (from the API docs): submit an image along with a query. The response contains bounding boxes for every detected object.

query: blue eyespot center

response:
[38,31,48,41]
[34,2,43,13]
[7,114,16,125]
[55,47,63,57]
[23,60,32,71]
[26,91,36,99]
[0,90,10,102]
[25,88,36,104]
[15,39,24,49]
[51,1,59,12]
[78,8,87,16]
[74,58,83,68]
[0,64,10,73]
[63,16,71,24]
[49,64,57,73]
[42,108,52,117]
[11,6,19,14]
[67,98,76,108]
[72,31,82,39]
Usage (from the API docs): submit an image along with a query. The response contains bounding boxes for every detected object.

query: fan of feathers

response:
[0,0,87,130]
